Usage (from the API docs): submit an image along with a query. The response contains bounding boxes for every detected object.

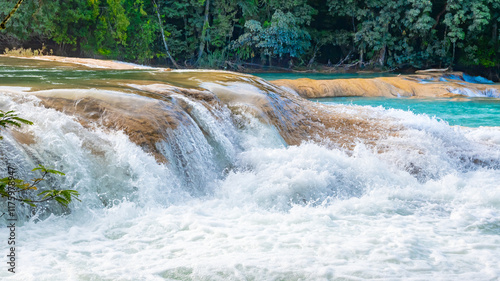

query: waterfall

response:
[1,57,500,280]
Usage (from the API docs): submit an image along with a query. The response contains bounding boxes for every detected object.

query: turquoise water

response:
[313,97,500,127]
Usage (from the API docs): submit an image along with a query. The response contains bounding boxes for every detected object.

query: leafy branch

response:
[0,110,80,207]
[0,110,33,140]
[0,165,80,207]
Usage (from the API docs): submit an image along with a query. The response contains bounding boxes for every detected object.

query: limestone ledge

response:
[270,74,500,98]
[0,54,162,70]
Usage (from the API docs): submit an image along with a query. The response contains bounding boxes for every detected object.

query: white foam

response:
[2,139,499,280]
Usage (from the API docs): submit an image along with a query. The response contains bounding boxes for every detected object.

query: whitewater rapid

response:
[0,59,499,280]
[1,95,499,280]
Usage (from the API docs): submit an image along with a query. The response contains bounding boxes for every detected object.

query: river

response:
[1,57,499,280]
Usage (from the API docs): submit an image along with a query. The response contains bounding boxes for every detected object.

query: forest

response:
[0,0,499,78]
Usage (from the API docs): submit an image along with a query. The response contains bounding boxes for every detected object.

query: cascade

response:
[1,57,499,280]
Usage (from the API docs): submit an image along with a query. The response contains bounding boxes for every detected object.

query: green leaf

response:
[32,164,65,175]
[0,110,32,129]
[46,169,65,176]
[22,199,36,207]
[38,190,56,199]
[60,190,72,202]
[55,196,69,206]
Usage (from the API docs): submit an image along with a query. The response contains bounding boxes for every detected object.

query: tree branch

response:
[0,0,23,30]
[151,0,180,68]
[432,3,447,30]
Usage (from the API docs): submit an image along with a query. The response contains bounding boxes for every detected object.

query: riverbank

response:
[0,55,158,70]
[3,54,499,99]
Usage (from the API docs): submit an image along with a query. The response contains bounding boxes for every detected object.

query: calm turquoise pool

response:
[313,97,500,127]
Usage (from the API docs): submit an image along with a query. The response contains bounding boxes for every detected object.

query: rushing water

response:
[1,57,500,280]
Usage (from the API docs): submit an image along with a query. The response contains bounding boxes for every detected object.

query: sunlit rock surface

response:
[271,73,500,98]
[0,56,398,162]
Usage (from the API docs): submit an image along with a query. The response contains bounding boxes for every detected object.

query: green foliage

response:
[0,0,23,31]
[233,9,312,62]
[0,0,58,41]
[51,0,95,46]
[158,0,205,61]
[0,165,80,207]
[0,110,32,139]
[0,110,80,208]
[257,10,311,58]
[38,189,81,207]
[323,0,500,69]
[123,0,159,63]
[198,48,228,68]
[0,0,498,70]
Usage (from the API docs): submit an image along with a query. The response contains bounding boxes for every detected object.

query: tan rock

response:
[271,75,500,99]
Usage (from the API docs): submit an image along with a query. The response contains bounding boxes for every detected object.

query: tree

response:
[197,0,210,63]
[233,10,311,66]
[0,0,498,75]
[152,0,179,67]
[443,0,500,68]
[259,10,311,62]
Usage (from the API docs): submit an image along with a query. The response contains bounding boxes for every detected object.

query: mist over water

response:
[1,58,500,280]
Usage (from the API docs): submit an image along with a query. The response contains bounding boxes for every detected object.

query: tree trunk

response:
[183,16,188,42]
[197,0,210,63]
[308,43,319,68]
[378,44,386,66]
[152,0,180,68]
[442,25,448,66]
[450,41,456,68]
[432,3,447,30]
[351,15,356,32]
[493,22,498,65]
[0,0,24,30]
